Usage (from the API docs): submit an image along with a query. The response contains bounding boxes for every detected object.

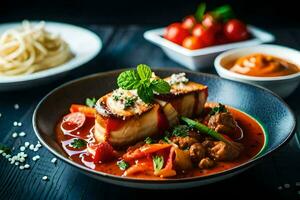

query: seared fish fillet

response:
[94,76,207,148]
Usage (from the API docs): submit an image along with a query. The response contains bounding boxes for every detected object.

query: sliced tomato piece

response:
[62,112,86,132]
[70,104,96,118]
[123,144,171,161]
[93,142,117,163]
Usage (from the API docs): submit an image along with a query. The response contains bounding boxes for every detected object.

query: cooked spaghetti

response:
[0,21,73,76]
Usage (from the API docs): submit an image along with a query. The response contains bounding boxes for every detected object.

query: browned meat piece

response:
[207,112,237,134]
[202,139,215,149]
[209,141,243,161]
[188,131,204,142]
[189,143,206,163]
[171,136,198,149]
[199,157,215,169]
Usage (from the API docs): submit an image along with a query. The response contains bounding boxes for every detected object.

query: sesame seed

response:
[36,143,42,148]
[14,104,19,110]
[15,162,19,166]
[19,166,24,170]
[24,164,30,169]
[42,176,48,181]
[19,132,26,137]
[17,122,22,127]
[5,154,11,159]
[24,142,30,147]
[33,148,39,152]
[13,121,18,126]
[51,158,57,164]
[12,132,18,138]
[20,146,26,151]
[284,183,290,188]
[29,144,34,150]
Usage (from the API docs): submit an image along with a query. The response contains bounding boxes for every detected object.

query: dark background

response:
[1,0,299,27]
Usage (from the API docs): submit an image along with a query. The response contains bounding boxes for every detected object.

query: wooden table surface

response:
[0,25,300,200]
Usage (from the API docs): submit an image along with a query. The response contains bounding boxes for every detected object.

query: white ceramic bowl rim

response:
[214,44,300,82]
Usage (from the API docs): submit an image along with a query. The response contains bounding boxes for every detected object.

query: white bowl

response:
[0,21,102,91]
[144,25,274,70]
[214,44,300,97]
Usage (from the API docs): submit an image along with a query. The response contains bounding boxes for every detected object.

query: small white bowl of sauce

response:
[214,44,300,97]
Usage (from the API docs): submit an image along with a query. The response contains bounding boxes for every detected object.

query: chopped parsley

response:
[144,137,154,144]
[172,125,189,137]
[113,95,120,101]
[153,155,164,173]
[117,160,129,170]
[162,136,172,144]
[209,103,227,115]
[70,138,87,149]
[86,97,97,107]
[0,143,11,154]
[124,96,137,109]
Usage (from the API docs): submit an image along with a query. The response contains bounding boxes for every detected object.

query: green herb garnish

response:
[70,139,87,149]
[86,97,97,107]
[124,96,137,109]
[209,103,227,115]
[117,64,171,103]
[153,155,164,173]
[195,2,206,22]
[0,144,11,154]
[113,95,120,101]
[117,160,129,170]
[144,137,154,144]
[172,125,189,137]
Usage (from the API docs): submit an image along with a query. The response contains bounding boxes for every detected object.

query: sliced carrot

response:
[123,143,171,161]
[70,104,96,118]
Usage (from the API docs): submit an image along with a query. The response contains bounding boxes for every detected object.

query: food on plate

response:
[164,3,250,50]
[56,64,265,179]
[225,53,299,77]
[0,21,73,76]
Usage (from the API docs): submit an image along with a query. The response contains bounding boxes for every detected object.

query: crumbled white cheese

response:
[167,73,189,85]
[42,176,48,181]
[12,132,18,138]
[29,144,35,150]
[19,131,26,137]
[24,164,30,169]
[24,142,30,147]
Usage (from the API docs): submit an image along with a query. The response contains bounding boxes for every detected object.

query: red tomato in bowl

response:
[182,15,197,31]
[224,19,249,42]
[164,23,190,45]
[202,13,218,28]
[192,24,206,37]
[182,36,206,50]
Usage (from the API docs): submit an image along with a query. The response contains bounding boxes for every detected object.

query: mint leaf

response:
[153,155,164,173]
[137,84,153,103]
[151,79,171,94]
[71,139,87,149]
[117,70,140,90]
[195,3,206,22]
[86,97,97,107]
[137,64,152,80]
[117,160,129,170]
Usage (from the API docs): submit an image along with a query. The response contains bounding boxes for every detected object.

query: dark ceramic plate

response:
[33,68,296,189]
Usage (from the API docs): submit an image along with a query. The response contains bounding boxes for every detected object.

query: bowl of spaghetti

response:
[0,21,102,91]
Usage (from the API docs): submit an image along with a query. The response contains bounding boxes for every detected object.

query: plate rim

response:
[0,21,102,83]
[32,68,296,185]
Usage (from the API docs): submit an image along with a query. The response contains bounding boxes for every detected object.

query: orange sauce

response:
[56,107,265,180]
[225,53,299,77]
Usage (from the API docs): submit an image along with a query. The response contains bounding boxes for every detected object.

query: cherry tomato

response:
[192,24,206,37]
[215,33,230,45]
[182,36,206,50]
[62,112,86,132]
[200,27,217,46]
[164,23,190,45]
[224,19,249,42]
[182,15,197,31]
[93,142,116,163]
[202,13,218,28]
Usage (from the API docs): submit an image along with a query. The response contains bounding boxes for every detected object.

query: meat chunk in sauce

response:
[170,136,198,149]
[189,143,206,163]
[209,141,243,161]
[208,112,238,134]
[199,157,215,169]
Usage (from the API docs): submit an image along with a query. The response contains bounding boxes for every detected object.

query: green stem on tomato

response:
[180,117,233,145]
[212,5,234,22]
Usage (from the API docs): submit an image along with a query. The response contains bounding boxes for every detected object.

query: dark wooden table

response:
[1,25,300,200]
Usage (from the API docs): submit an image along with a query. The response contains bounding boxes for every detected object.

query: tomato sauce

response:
[56,106,265,180]
[225,54,299,77]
